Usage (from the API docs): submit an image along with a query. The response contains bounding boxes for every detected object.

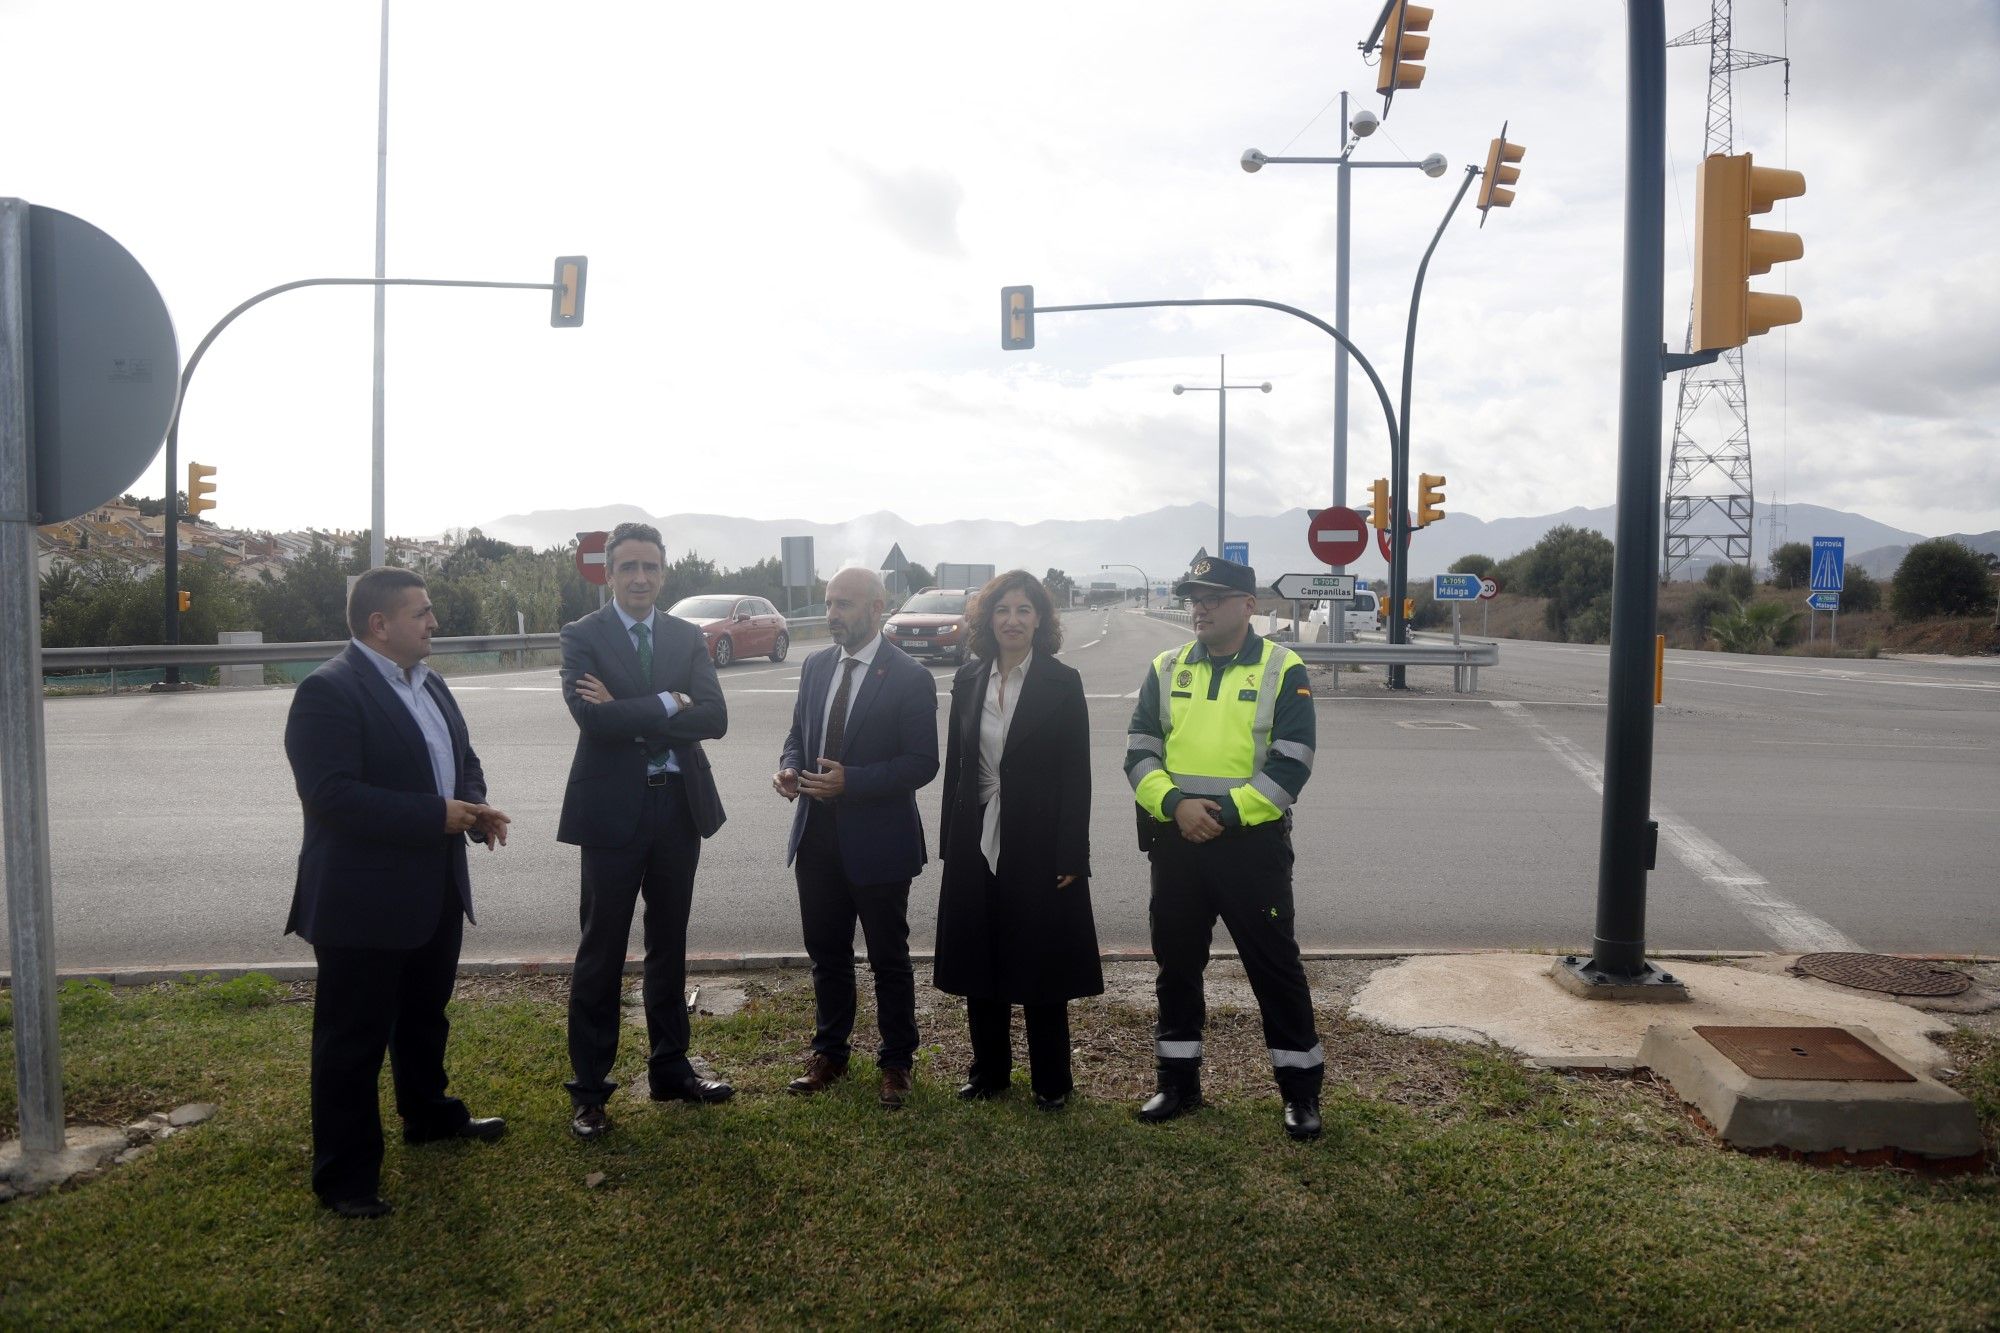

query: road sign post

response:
[1810,538,1845,651]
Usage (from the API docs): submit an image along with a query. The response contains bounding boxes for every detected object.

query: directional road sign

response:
[1305,506,1369,566]
[1272,572,1358,602]
[1810,536,1845,592]
[1477,576,1501,600]
[1222,540,1249,565]
[1432,573,1483,601]
[575,529,608,586]
[1806,591,1840,613]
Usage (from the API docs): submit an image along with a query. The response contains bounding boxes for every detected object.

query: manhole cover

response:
[1694,1026,1915,1082]
[1793,952,1972,997]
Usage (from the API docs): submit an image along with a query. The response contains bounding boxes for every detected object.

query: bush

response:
[1517,525,1615,640]
[1704,563,1729,588]
[1709,599,1802,654]
[1891,539,1997,619]
[1842,566,1883,613]
[1449,554,1496,578]
[1723,564,1755,600]
[1686,586,1733,636]
[1767,542,1811,589]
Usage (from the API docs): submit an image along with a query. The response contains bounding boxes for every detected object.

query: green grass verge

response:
[2,975,1996,1329]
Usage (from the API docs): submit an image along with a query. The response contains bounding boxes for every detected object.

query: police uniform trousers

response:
[1147,819,1323,1099]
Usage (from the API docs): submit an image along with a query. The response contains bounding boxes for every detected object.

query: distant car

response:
[883,588,972,664]
[1308,590,1382,637]
[669,594,789,668]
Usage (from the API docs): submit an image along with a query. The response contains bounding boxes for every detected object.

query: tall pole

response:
[1216,354,1226,554]
[370,0,390,570]
[0,199,66,1156]
[1334,92,1351,524]
[1560,0,1680,994]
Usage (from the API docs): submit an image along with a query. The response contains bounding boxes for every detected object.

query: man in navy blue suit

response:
[284,567,511,1219]
[773,567,939,1108]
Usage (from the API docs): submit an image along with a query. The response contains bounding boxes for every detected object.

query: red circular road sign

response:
[1375,510,1416,562]
[1478,576,1501,600]
[575,529,609,586]
[1306,506,1371,565]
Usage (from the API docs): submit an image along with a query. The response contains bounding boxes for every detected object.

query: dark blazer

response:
[780,638,939,884]
[284,643,486,951]
[556,603,727,846]
[934,652,1102,1003]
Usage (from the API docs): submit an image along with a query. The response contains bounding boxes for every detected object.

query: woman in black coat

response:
[934,570,1101,1110]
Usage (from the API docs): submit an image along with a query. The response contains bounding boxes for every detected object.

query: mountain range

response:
[475,501,1994,588]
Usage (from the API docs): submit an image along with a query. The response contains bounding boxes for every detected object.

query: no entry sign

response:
[575,530,609,586]
[1305,506,1370,566]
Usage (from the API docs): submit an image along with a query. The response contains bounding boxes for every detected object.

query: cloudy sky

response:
[7,0,1995,542]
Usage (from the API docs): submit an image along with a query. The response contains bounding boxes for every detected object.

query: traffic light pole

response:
[1553,0,1716,998]
[1385,164,1478,687]
[159,273,563,681]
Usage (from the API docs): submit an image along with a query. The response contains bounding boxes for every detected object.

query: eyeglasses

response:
[1187,592,1245,611]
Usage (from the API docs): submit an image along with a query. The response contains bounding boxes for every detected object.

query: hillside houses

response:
[34,502,454,580]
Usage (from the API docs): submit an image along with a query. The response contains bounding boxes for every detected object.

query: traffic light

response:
[1477,126,1524,226]
[1693,152,1804,351]
[177,590,191,613]
[1367,477,1391,530]
[187,462,218,517]
[1418,473,1446,526]
[1001,285,1035,350]
[550,255,588,327]
[1376,1,1432,100]
[1403,598,1415,621]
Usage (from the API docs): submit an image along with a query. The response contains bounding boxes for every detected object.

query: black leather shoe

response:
[1283,1099,1323,1141]
[956,1081,1008,1101]
[406,1116,507,1144]
[570,1105,611,1140]
[651,1073,735,1104]
[1034,1092,1069,1113]
[326,1195,393,1220]
[1136,1085,1201,1123]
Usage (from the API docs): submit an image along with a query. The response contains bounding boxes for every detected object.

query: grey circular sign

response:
[28,206,179,524]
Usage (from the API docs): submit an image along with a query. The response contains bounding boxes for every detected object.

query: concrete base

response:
[1639,1023,1984,1160]
[1350,953,1957,1072]
[0,1126,128,1200]
[1549,955,1690,1002]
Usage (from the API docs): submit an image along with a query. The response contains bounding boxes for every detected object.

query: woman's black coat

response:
[933,651,1103,1004]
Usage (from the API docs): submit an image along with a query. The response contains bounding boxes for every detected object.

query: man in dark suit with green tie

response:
[557,521,730,1140]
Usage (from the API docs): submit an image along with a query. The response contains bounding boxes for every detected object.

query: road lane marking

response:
[1673,678,1830,697]
[1071,639,1102,651]
[1765,739,1992,750]
[1489,700,1862,953]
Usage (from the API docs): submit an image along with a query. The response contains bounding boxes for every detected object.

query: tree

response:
[1709,599,1801,654]
[903,562,936,593]
[1891,539,1996,619]
[253,538,351,643]
[1842,566,1883,613]
[1448,553,1495,578]
[1511,524,1615,640]
[1767,542,1811,589]
[1043,568,1076,605]
[1704,562,1729,588]
[1722,564,1755,600]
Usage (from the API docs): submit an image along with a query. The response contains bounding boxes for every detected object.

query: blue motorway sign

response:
[1806,591,1840,613]
[1810,536,1845,592]
[1222,541,1249,565]
[1432,573,1483,601]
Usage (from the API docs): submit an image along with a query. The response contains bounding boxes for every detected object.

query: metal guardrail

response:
[40,633,562,671]
[1135,608,1496,693]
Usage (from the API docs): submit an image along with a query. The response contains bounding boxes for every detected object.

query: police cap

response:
[1173,555,1258,598]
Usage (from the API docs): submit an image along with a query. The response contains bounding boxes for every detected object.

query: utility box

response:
[217,630,263,688]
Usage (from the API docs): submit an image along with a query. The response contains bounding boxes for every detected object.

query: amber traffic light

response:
[186,462,218,517]
[1418,473,1446,526]
[551,256,588,327]
[1001,286,1035,350]
[1693,152,1804,351]
[1367,477,1392,531]
[1477,127,1524,226]
[1376,2,1433,100]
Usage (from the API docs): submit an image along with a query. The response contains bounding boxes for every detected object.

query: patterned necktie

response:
[823,658,860,762]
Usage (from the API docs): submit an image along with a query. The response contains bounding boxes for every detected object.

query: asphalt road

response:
[6,610,1997,971]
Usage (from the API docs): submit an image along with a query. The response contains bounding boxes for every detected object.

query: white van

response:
[1308,590,1382,637]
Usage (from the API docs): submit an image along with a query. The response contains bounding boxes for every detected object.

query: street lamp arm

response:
[1099,561,1152,607]
[1033,296,1401,477]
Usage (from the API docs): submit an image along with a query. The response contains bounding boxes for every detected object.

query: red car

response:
[669,594,790,668]
[883,588,972,665]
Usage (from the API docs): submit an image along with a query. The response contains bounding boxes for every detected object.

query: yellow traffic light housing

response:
[551,255,587,327]
[1693,152,1804,351]
[1367,477,1392,530]
[1001,286,1035,350]
[177,590,191,613]
[187,462,218,517]
[1418,473,1446,526]
[1376,1,1433,99]
[1477,126,1524,226]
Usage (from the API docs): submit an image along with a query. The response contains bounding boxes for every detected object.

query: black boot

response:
[1137,1072,1202,1123]
[1282,1097,1322,1141]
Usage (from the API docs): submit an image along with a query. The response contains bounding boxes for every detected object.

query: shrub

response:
[1723,564,1755,600]
[1842,566,1883,613]
[1449,554,1496,578]
[1686,586,1733,636]
[1709,599,1802,654]
[1767,542,1812,588]
[1703,563,1729,588]
[1891,539,1997,619]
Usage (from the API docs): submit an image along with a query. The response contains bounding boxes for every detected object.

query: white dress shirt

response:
[818,633,882,757]
[613,602,681,774]
[976,650,1031,871]
[352,639,456,800]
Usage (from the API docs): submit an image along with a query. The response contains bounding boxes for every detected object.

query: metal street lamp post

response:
[1100,562,1152,609]
[1171,355,1272,558]
[1242,94,1444,549]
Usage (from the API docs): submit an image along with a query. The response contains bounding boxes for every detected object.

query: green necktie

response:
[632,621,671,769]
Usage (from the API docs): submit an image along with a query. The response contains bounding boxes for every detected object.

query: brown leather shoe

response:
[786,1052,848,1096]
[879,1067,913,1110]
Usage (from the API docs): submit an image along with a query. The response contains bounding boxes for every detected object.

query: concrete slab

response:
[1638,1023,1983,1160]
[1348,954,1957,1073]
[0,1125,129,1199]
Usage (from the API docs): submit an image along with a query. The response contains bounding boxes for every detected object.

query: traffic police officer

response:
[1124,555,1323,1140]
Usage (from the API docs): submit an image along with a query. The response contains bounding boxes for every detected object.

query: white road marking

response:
[1489,700,1862,953]
[1766,739,1992,750]
[1072,638,1102,651]
[503,687,560,692]
[1673,678,1830,698]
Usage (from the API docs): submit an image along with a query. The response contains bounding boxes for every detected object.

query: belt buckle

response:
[646,771,670,787]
